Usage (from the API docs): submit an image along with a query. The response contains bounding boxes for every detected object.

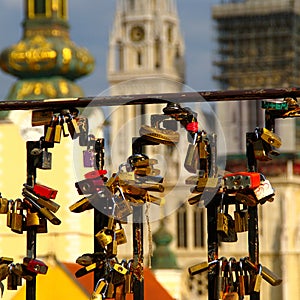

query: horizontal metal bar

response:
[0,87,299,111]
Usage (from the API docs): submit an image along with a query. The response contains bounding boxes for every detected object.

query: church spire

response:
[0,0,94,100]
[108,0,185,89]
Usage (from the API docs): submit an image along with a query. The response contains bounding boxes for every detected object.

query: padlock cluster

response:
[70,153,164,217]
[0,256,48,294]
[32,108,89,145]
[74,252,137,300]
[69,151,164,299]
[188,256,282,300]
[0,183,61,235]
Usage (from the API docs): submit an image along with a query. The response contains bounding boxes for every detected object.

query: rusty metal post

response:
[246,132,260,300]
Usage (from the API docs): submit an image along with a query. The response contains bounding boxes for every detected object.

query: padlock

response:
[220,209,238,243]
[234,204,248,233]
[235,191,257,206]
[6,200,14,228]
[26,210,40,227]
[184,143,200,173]
[252,264,262,292]
[69,197,93,213]
[35,197,60,213]
[139,124,179,145]
[44,115,57,142]
[32,183,58,199]
[61,114,70,137]
[54,115,62,143]
[244,258,282,287]
[23,257,48,275]
[217,194,228,236]
[31,109,53,126]
[0,195,8,214]
[11,199,24,234]
[106,282,115,298]
[260,128,282,148]
[253,139,272,161]
[7,273,18,290]
[115,222,127,245]
[83,148,95,168]
[95,216,115,248]
[106,237,118,259]
[223,257,239,300]
[77,116,89,146]
[223,172,261,190]
[253,175,275,203]
[67,112,80,139]
[91,278,108,299]
[36,148,52,170]
[114,188,133,221]
[237,259,246,298]
[36,217,48,233]
[216,257,227,300]
[22,190,61,225]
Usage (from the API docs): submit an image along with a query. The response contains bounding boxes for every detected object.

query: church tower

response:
[108,0,185,95]
[107,0,185,169]
[107,2,187,299]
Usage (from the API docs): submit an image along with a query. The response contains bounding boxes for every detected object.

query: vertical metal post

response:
[246,133,260,300]
[207,133,219,300]
[132,137,145,300]
[26,141,38,300]
[206,196,219,300]
[93,138,108,288]
[132,206,144,300]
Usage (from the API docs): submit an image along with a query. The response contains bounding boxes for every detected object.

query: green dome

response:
[0,35,94,80]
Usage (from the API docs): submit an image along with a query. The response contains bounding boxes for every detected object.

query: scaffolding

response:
[212,0,300,90]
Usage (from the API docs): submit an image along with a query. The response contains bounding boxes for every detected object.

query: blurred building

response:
[212,0,297,154]
[212,1,300,299]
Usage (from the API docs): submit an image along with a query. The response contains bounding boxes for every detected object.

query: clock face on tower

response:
[130,25,145,42]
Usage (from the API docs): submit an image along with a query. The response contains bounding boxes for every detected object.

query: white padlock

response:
[254,176,275,202]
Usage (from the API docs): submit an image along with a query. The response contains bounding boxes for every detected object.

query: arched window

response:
[194,206,205,248]
[177,204,187,248]
[115,41,124,71]
[137,50,142,66]
[154,38,161,68]
[34,0,46,15]
[28,0,51,18]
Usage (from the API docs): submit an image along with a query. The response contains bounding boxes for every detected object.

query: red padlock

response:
[223,172,261,190]
[84,170,107,179]
[23,257,48,275]
[33,183,58,199]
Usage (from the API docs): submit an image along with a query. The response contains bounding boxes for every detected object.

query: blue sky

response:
[0,0,219,99]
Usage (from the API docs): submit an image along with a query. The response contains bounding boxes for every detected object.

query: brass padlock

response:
[0,195,8,214]
[44,115,56,142]
[95,216,115,248]
[115,222,127,245]
[36,217,48,233]
[6,200,14,228]
[217,196,228,236]
[26,210,40,227]
[11,199,24,234]
[260,128,281,148]
[53,115,62,143]
[31,109,54,126]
